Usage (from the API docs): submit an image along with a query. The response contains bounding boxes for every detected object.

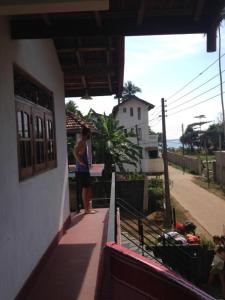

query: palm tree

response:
[92,114,141,178]
[65,100,82,116]
[122,81,142,100]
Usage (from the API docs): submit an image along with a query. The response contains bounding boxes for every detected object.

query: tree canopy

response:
[92,114,141,177]
[122,81,142,100]
[180,121,224,152]
[65,100,82,116]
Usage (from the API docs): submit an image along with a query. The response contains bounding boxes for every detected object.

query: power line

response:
[168,92,225,117]
[168,70,225,107]
[149,107,161,119]
[168,80,225,112]
[150,117,162,127]
[167,53,225,100]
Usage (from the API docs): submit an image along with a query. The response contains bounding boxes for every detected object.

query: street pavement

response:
[169,166,225,237]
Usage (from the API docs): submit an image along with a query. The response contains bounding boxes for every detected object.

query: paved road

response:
[169,166,225,237]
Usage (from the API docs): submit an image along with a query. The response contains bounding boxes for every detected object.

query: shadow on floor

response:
[24,243,96,300]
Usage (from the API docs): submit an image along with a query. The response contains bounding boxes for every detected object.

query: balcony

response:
[141,158,164,174]
[142,134,159,150]
[17,173,214,300]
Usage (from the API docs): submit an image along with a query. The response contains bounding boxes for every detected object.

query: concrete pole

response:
[161,98,172,227]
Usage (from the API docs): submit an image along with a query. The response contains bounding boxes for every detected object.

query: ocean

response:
[167,139,182,149]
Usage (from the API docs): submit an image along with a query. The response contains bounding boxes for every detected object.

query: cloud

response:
[125,34,205,63]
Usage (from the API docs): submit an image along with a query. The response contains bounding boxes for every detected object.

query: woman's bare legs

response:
[82,186,95,213]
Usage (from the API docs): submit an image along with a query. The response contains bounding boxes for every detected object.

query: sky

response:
[66,21,225,140]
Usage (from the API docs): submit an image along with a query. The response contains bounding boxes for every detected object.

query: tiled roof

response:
[66,110,97,132]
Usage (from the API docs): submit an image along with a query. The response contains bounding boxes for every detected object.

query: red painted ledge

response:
[99,241,214,300]
[15,215,71,300]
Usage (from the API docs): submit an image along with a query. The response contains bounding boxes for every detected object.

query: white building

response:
[112,95,161,173]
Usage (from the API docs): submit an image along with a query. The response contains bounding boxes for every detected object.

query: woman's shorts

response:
[76,172,91,188]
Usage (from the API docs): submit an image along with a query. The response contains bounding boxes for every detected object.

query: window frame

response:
[15,66,57,181]
[130,107,133,116]
[16,101,33,179]
[138,107,141,120]
[138,127,142,140]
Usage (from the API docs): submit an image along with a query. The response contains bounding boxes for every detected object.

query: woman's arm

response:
[73,141,86,166]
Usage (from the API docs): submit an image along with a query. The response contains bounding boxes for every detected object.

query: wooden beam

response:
[94,11,102,27]
[0,0,109,15]
[57,47,115,53]
[206,0,225,52]
[117,36,124,98]
[106,37,112,93]
[11,16,210,39]
[193,0,205,21]
[207,22,217,52]
[65,88,113,97]
[62,65,116,76]
[42,14,52,27]
[75,39,88,90]
[137,0,147,26]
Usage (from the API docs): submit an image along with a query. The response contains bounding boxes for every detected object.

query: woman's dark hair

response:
[82,126,91,137]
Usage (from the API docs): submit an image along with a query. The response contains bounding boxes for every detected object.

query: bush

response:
[148,178,164,212]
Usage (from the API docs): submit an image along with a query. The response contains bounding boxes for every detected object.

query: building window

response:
[124,128,127,136]
[123,107,126,113]
[138,107,141,120]
[131,128,134,134]
[14,66,56,180]
[130,107,133,116]
[138,128,142,140]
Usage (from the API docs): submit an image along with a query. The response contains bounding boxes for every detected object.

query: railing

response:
[97,173,214,300]
[107,172,116,242]
[117,197,212,284]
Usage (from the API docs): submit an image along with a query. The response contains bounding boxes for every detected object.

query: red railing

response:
[97,242,214,300]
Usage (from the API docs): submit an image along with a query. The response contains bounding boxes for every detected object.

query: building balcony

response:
[17,173,214,300]
[141,158,164,174]
[142,134,159,150]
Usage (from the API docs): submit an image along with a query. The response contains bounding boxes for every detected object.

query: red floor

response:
[24,208,108,300]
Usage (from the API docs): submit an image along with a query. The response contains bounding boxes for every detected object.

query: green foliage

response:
[148,178,164,201]
[92,114,142,178]
[180,122,224,152]
[67,136,75,164]
[199,235,214,249]
[122,81,142,100]
[126,171,145,180]
[65,100,82,116]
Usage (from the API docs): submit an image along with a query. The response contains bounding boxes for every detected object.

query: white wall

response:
[115,98,151,171]
[0,17,69,300]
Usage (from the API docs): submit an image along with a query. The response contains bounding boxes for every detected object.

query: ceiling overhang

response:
[8,0,225,98]
[56,35,124,98]
[0,0,109,15]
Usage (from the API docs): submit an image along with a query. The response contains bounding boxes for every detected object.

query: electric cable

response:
[167,53,225,100]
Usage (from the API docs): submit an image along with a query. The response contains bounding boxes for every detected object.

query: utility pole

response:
[161,98,172,227]
[219,26,225,148]
[182,123,185,174]
[135,124,142,173]
[204,134,210,188]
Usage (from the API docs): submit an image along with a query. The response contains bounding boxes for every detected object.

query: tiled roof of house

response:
[66,110,97,133]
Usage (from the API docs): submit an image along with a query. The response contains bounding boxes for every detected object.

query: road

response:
[169,166,225,237]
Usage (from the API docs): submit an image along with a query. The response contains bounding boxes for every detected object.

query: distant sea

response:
[167,139,182,149]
